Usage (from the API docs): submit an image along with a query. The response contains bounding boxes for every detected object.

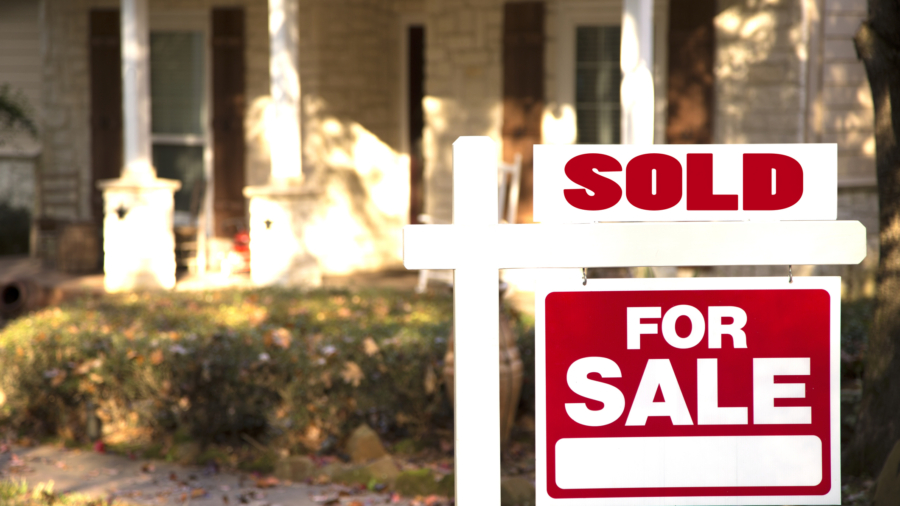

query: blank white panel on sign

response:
[533,144,837,223]
[555,436,823,490]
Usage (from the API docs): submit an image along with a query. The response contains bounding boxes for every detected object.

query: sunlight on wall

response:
[541,103,577,145]
[101,181,179,291]
[715,9,776,81]
[301,105,409,274]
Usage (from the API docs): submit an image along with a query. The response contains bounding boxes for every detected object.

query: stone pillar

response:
[98,0,180,291]
[621,0,655,145]
[243,0,321,287]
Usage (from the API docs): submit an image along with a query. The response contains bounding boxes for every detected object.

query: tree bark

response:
[845,0,900,477]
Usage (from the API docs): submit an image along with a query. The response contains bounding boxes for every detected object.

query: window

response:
[553,0,669,145]
[150,31,206,227]
[575,25,621,144]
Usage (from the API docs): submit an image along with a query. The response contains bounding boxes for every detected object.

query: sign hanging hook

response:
[582,267,587,286]
[789,265,793,284]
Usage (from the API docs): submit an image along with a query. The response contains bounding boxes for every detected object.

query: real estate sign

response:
[536,276,841,505]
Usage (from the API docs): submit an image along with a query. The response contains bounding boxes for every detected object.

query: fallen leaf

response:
[191,488,206,498]
[169,472,178,481]
[51,370,68,387]
[362,337,379,356]
[341,361,364,387]
[271,328,292,349]
[150,349,164,365]
[255,476,279,488]
[424,366,436,395]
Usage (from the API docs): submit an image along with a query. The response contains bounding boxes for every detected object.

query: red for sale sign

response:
[535,276,840,505]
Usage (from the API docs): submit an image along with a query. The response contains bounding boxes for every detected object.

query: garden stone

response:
[174,442,202,464]
[331,465,373,486]
[275,455,316,482]
[321,461,351,481]
[501,476,535,506]
[345,424,387,463]
[363,455,400,485]
[394,468,439,496]
[875,440,900,506]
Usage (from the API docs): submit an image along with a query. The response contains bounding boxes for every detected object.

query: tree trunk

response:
[845,0,900,477]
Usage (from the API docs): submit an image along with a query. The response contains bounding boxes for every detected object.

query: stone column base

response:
[244,184,322,287]
[98,177,181,291]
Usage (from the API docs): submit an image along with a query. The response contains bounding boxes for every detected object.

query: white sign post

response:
[402,137,866,505]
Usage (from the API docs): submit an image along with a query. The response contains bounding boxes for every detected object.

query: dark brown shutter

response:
[502,2,544,224]
[89,9,123,224]
[408,26,426,225]
[665,0,715,144]
[212,8,246,237]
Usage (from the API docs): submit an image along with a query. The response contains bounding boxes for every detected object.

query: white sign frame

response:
[533,144,837,223]
[534,276,841,505]
[401,137,863,505]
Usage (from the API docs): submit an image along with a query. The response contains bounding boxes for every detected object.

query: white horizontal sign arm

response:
[403,221,867,269]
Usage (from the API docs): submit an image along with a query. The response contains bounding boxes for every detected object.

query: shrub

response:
[0,288,457,451]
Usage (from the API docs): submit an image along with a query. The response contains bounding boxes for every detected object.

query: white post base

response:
[244,184,322,287]
[98,177,181,291]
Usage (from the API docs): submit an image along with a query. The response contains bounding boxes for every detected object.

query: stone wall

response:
[40,0,270,220]
[287,0,423,273]
[713,0,877,296]
[422,0,505,223]
[0,0,41,243]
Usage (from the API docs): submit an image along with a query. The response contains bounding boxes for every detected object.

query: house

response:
[0,0,877,296]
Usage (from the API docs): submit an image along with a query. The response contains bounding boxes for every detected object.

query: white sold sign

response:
[536,276,840,505]
[532,144,837,223]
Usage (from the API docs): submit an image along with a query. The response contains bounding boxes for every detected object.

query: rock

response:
[875,440,900,506]
[501,476,535,506]
[331,465,373,486]
[436,472,454,497]
[173,442,202,464]
[364,455,400,485]
[394,468,439,497]
[392,438,417,455]
[345,424,387,463]
[274,455,316,482]
[321,461,351,481]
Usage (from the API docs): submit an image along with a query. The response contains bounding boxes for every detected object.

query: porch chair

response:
[415,153,522,293]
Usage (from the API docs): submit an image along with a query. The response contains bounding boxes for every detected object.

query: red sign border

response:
[534,276,841,506]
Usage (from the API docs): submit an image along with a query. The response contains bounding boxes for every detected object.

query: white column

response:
[620,0,655,145]
[120,0,155,179]
[268,0,302,182]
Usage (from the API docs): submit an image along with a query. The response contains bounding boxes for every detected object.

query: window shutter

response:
[212,8,246,237]
[503,1,544,224]
[666,0,715,144]
[89,9,123,223]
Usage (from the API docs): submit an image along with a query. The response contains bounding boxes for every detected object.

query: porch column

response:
[243,0,321,287]
[268,0,302,182]
[120,0,154,180]
[97,0,180,291]
[620,0,655,145]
